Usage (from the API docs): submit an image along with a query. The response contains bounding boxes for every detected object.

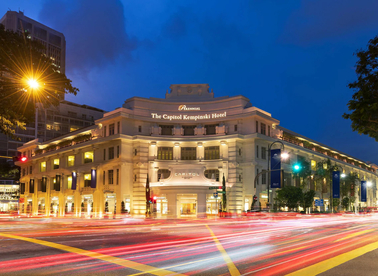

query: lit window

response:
[67,156,75,167]
[46,124,53,130]
[40,161,46,172]
[84,151,94,163]
[67,176,72,189]
[70,127,78,132]
[53,159,59,169]
[311,160,317,170]
[84,173,91,187]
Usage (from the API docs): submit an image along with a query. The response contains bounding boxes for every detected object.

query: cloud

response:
[39,0,138,74]
[281,0,378,45]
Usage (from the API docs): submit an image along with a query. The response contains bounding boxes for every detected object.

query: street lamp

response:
[27,78,39,90]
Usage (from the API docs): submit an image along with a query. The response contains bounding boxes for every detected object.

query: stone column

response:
[167,193,177,218]
[197,192,206,218]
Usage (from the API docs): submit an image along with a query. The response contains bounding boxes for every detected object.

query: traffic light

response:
[293,163,301,172]
[153,196,157,204]
[12,156,28,163]
[20,156,28,162]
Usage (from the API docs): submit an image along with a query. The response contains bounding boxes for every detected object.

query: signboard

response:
[209,186,223,190]
[361,181,367,202]
[332,171,340,198]
[19,198,25,204]
[270,149,281,188]
[72,172,77,190]
[151,112,227,121]
[315,199,324,206]
[213,193,218,198]
[217,191,225,194]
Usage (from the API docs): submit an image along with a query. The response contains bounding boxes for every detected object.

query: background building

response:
[0,10,66,74]
[16,84,378,218]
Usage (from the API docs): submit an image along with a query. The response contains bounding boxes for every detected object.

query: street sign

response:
[315,199,324,206]
[217,191,225,194]
[209,186,222,190]
[213,193,218,198]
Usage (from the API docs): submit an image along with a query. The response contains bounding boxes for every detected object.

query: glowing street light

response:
[341,173,346,178]
[367,181,372,187]
[281,152,289,160]
[27,78,39,90]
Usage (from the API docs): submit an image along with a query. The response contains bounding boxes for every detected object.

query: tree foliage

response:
[292,159,312,188]
[343,36,378,141]
[302,190,316,209]
[0,24,78,138]
[276,186,303,211]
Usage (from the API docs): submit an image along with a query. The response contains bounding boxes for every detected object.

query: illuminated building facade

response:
[16,84,378,218]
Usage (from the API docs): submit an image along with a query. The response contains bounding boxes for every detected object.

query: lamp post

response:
[266,141,286,211]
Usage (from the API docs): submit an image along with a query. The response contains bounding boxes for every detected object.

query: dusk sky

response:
[1,0,378,164]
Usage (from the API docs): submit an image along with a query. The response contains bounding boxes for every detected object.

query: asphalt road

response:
[1,214,378,275]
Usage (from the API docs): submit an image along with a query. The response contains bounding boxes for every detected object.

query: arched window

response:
[158,169,170,181]
[204,169,219,182]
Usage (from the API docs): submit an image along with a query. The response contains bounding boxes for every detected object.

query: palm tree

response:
[314,159,339,211]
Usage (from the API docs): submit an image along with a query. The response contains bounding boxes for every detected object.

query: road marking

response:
[0,232,185,276]
[286,240,378,276]
[333,229,374,242]
[205,224,241,276]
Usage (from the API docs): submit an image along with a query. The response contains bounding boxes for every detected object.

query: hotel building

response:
[16,84,378,218]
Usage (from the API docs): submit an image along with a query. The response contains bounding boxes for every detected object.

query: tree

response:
[302,190,316,210]
[341,197,349,210]
[222,174,227,212]
[343,36,378,141]
[276,186,303,211]
[0,25,78,139]
[314,159,339,211]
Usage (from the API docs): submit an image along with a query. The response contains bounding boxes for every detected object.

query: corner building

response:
[17,84,378,218]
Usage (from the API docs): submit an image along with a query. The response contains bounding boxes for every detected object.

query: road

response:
[1,214,378,275]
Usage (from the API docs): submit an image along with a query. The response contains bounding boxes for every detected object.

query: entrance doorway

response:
[177,194,197,217]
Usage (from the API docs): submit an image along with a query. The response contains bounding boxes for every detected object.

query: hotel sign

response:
[151,112,226,121]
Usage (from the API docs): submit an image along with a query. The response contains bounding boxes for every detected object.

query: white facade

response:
[16,84,378,218]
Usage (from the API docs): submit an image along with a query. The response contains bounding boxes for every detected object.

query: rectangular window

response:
[109,147,114,160]
[104,126,107,137]
[268,126,271,137]
[204,146,220,160]
[84,173,91,187]
[109,123,115,135]
[138,125,142,133]
[84,151,93,163]
[53,158,60,169]
[262,170,267,184]
[256,121,259,133]
[117,121,120,134]
[160,125,173,135]
[181,147,196,160]
[67,176,72,189]
[40,161,46,172]
[104,149,106,160]
[117,146,120,158]
[22,168,25,176]
[234,125,238,132]
[311,160,317,171]
[67,155,75,167]
[183,125,196,136]
[116,169,119,185]
[157,147,173,160]
[108,170,114,185]
[205,124,218,135]
[256,145,259,158]
[30,166,32,174]
[261,123,266,135]
[261,147,267,160]
[82,114,87,120]
[103,171,105,185]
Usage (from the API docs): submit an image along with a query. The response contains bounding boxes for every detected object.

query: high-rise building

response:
[0,11,105,158]
[0,10,66,74]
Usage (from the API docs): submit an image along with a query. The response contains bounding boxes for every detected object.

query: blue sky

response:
[1,0,378,164]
